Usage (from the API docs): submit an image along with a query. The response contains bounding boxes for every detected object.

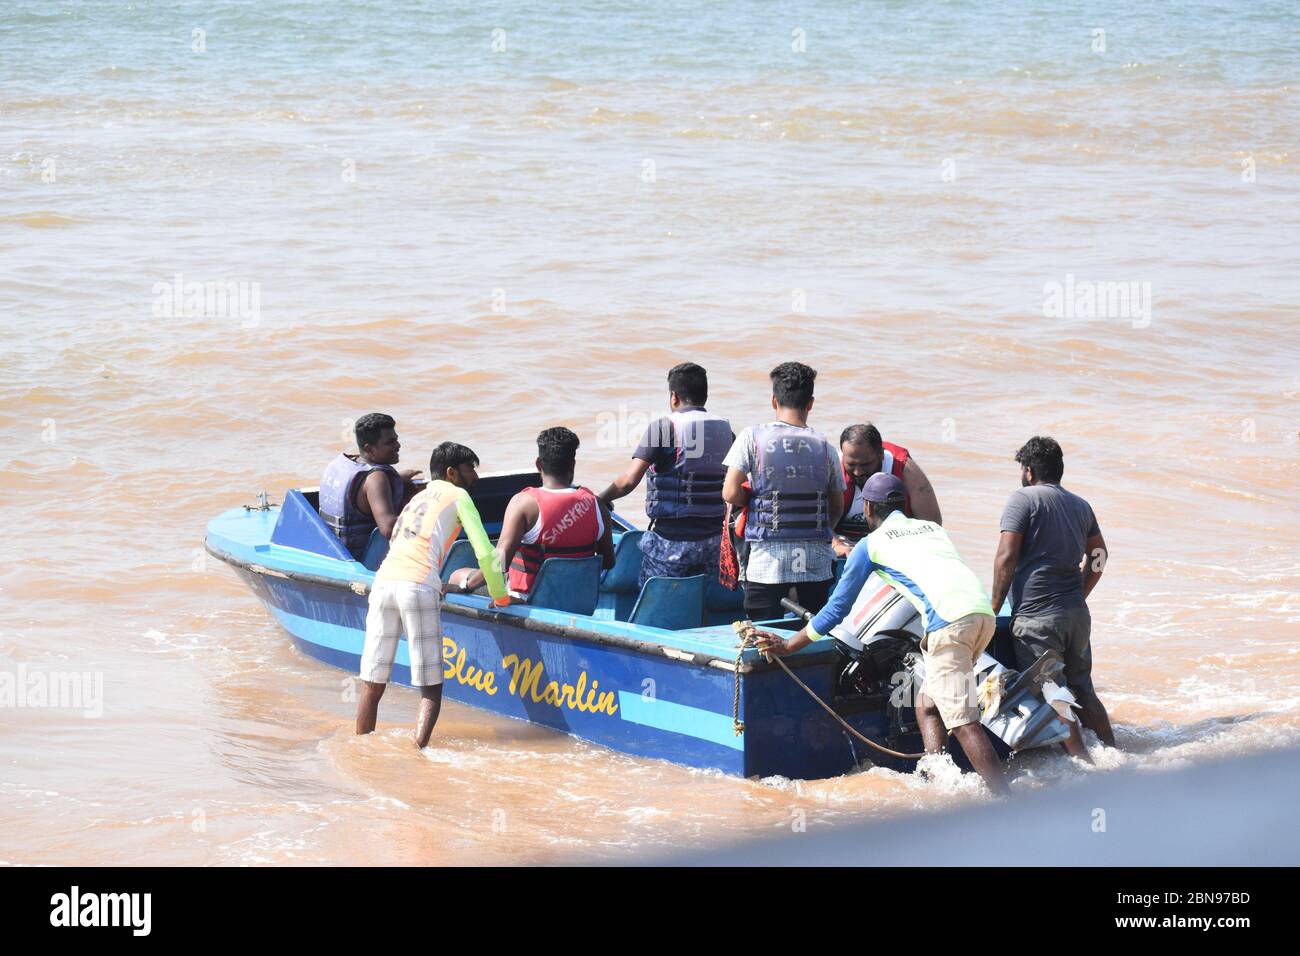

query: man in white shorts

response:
[355,442,508,747]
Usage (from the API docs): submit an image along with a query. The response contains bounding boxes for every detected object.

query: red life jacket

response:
[508,486,600,595]
[841,440,912,517]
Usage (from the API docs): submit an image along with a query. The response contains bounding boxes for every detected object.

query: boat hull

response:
[218,555,917,779]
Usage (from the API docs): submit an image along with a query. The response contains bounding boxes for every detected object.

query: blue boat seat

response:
[527,556,602,616]
[630,574,707,631]
[440,538,480,577]
[594,530,645,620]
[704,577,746,627]
[360,528,389,571]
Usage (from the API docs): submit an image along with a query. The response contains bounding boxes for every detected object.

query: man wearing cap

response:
[753,473,1009,796]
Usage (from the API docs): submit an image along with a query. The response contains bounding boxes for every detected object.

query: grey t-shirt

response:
[999,483,1100,616]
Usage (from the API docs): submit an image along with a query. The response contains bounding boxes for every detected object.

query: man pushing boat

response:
[751,473,1010,796]
[355,442,509,747]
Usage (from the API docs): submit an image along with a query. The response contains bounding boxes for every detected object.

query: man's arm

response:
[493,492,535,586]
[598,458,651,507]
[722,466,750,507]
[903,458,942,525]
[758,544,877,656]
[1082,530,1107,599]
[362,470,400,539]
[455,493,508,605]
[824,443,845,532]
[595,499,616,570]
[990,531,1023,616]
[826,475,845,532]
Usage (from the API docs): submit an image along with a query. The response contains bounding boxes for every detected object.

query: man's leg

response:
[794,579,833,616]
[638,530,676,588]
[678,534,723,584]
[415,684,443,748]
[915,691,948,753]
[356,581,400,735]
[924,615,1010,796]
[1076,687,1116,747]
[398,582,446,748]
[742,581,786,621]
[355,680,386,735]
[1065,607,1116,747]
[950,723,1011,797]
[1012,614,1091,759]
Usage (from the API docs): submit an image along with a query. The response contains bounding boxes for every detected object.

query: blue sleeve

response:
[809,542,877,638]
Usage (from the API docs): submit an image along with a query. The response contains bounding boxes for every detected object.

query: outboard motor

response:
[806,574,1077,753]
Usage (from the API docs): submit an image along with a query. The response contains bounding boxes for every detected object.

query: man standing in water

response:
[991,436,1116,754]
[833,422,943,556]
[598,362,734,585]
[722,362,845,620]
[355,442,508,747]
[320,413,421,560]
[753,474,1009,796]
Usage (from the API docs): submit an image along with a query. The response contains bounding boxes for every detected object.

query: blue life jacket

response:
[644,409,732,523]
[319,453,404,560]
[744,423,832,542]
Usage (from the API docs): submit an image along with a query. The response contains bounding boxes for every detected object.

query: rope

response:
[732,620,927,761]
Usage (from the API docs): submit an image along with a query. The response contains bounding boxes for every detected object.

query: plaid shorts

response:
[360,579,444,687]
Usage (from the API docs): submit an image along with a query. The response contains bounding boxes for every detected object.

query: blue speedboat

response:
[206,472,1073,779]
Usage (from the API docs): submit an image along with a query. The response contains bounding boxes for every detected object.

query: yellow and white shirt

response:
[376,480,507,603]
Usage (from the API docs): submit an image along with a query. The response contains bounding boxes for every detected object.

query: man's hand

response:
[832,536,853,558]
[750,629,791,656]
[399,468,423,482]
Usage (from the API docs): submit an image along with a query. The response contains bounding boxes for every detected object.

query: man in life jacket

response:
[495,426,615,603]
[355,442,509,747]
[753,473,1010,797]
[598,362,734,586]
[722,362,846,621]
[319,412,421,561]
[833,422,943,558]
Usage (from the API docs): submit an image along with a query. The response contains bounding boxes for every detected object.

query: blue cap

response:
[862,472,905,504]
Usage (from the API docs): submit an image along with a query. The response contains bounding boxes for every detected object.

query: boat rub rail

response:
[204,540,837,676]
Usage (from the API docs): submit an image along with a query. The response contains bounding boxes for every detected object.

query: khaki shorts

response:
[920,613,995,730]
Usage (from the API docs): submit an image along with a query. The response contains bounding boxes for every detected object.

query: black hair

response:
[1015,436,1065,483]
[429,441,479,478]
[868,500,904,521]
[536,426,580,477]
[667,362,708,406]
[770,362,817,409]
[355,412,396,450]
[840,423,883,450]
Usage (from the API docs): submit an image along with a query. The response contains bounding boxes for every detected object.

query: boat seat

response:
[704,577,746,626]
[439,538,480,577]
[630,574,708,631]
[527,556,602,616]
[594,530,645,620]
[360,528,389,571]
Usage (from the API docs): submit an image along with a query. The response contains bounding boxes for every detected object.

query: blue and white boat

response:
[206,472,1073,779]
